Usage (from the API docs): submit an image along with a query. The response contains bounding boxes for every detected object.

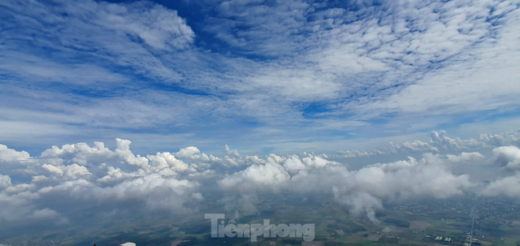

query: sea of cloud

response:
[1,130,520,228]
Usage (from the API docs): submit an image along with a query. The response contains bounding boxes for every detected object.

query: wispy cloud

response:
[1,0,519,154]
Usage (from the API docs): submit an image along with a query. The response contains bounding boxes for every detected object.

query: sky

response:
[1,0,520,155]
[1,0,520,237]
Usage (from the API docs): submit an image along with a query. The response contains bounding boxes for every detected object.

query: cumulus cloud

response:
[0,139,207,224]
[1,138,304,225]
[338,129,520,158]
[0,174,11,190]
[310,154,475,221]
[482,172,520,197]
[0,132,519,226]
[0,144,30,163]
[147,152,189,172]
[480,146,520,197]
[219,160,291,193]
[176,146,220,163]
[218,151,475,220]
[446,152,486,164]
[42,164,92,180]
[493,146,520,170]
[121,243,137,246]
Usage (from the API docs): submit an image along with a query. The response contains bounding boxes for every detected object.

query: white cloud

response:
[41,141,113,165]
[481,172,520,197]
[97,166,139,185]
[147,152,189,172]
[94,1,195,50]
[493,146,520,170]
[282,155,307,173]
[218,150,475,220]
[1,0,520,151]
[42,163,92,180]
[207,0,310,56]
[338,129,520,158]
[0,0,193,85]
[0,144,31,163]
[176,146,219,163]
[219,160,290,193]
[32,175,48,183]
[121,243,137,246]
[0,134,519,226]
[0,138,213,224]
[0,174,12,190]
[446,152,486,164]
[115,138,150,169]
[91,174,200,211]
[351,2,520,117]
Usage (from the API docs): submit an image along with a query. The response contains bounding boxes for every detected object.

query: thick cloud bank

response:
[1,130,520,226]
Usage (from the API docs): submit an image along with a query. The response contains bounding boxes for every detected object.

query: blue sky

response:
[1,0,520,155]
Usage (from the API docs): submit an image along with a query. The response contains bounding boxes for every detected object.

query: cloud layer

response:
[1,129,520,227]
